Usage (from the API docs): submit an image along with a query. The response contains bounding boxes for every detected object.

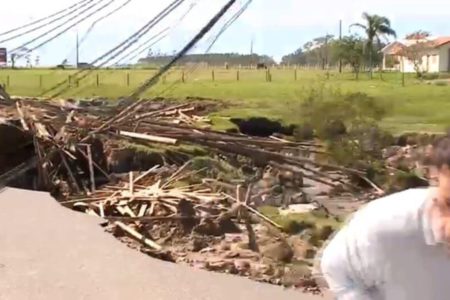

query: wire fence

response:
[0,67,414,91]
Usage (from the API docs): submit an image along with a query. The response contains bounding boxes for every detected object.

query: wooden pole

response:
[181,70,185,83]
[212,70,215,81]
[6,75,10,87]
[115,221,162,251]
[236,70,240,81]
[86,145,96,192]
[96,74,100,87]
[294,69,297,81]
[126,72,130,86]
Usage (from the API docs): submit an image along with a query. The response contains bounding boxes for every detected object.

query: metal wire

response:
[13,0,119,56]
[0,0,97,44]
[43,0,186,98]
[127,0,238,100]
[62,0,135,64]
[0,0,91,37]
[156,0,252,97]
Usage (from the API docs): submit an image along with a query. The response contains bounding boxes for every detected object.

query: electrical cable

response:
[62,0,135,63]
[111,27,169,66]
[12,0,115,55]
[111,1,197,66]
[0,0,91,37]
[0,0,97,44]
[127,0,238,103]
[42,0,185,98]
[78,0,134,49]
[63,0,197,97]
[157,0,252,97]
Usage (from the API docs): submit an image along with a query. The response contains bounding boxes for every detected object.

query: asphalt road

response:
[0,187,332,300]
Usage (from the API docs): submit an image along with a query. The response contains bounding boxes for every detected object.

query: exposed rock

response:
[260,240,294,263]
[281,264,312,287]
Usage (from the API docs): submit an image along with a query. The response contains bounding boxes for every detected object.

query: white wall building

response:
[382,37,450,73]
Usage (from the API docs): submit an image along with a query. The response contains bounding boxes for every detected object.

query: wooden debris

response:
[115,221,162,251]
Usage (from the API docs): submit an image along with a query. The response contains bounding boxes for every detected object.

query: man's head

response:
[430,134,450,199]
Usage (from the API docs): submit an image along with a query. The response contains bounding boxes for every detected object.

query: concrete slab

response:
[0,187,331,300]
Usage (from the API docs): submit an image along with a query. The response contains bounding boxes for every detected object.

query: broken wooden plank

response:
[115,221,162,251]
[119,130,178,145]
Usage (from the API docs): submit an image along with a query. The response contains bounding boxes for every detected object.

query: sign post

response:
[0,48,7,67]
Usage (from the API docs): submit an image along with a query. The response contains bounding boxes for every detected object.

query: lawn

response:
[0,68,449,133]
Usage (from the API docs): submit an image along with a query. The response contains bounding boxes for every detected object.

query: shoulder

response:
[347,188,431,239]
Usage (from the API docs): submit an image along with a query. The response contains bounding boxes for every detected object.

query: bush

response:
[435,81,448,86]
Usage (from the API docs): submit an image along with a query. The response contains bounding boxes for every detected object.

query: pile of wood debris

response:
[0,88,374,293]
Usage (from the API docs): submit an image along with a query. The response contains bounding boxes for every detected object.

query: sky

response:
[0,0,449,66]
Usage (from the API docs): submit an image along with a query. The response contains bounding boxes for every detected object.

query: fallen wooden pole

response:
[115,221,162,251]
[119,130,178,145]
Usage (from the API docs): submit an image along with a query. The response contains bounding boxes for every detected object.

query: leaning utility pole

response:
[76,31,79,68]
[339,20,343,73]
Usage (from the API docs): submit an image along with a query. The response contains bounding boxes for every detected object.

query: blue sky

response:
[0,0,449,66]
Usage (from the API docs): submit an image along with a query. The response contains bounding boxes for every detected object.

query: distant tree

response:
[405,30,431,40]
[334,35,365,79]
[351,13,397,77]
[401,41,433,78]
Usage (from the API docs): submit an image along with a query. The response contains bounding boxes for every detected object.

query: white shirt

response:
[320,188,450,300]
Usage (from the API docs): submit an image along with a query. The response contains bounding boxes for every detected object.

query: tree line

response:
[138,53,276,68]
[282,13,397,78]
[139,12,435,78]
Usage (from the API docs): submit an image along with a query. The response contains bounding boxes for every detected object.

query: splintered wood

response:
[0,93,369,292]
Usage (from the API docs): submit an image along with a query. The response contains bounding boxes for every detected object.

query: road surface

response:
[0,187,331,300]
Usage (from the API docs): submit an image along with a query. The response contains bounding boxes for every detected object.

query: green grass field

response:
[1,68,449,133]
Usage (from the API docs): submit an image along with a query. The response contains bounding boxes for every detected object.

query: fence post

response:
[402,72,405,87]
[68,75,72,86]
[6,75,10,87]
[96,74,100,87]
[181,71,185,83]
[126,72,130,86]
[212,70,215,81]
[294,68,297,81]
[236,70,240,81]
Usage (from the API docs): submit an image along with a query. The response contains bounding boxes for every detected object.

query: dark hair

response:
[430,134,450,168]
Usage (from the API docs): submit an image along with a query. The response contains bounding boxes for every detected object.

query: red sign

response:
[0,48,7,66]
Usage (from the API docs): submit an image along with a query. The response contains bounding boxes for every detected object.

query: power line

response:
[0,0,91,37]
[157,0,252,97]
[78,0,134,48]
[91,0,240,133]
[205,0,252,53]
[0,0,97,44]
[43,0,186,98]
[112,27,169,66]
[63,0,135,63]
[12,0,115,55]
[111,1,197,66]
[128,0,238,101]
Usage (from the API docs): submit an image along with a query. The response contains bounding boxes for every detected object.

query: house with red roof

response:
[381,36,450,73]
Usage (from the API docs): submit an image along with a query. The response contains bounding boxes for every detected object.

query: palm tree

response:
[351,13,396,78]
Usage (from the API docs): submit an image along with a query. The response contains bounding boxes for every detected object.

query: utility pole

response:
[76,31,79,68]
[339,20,343,73]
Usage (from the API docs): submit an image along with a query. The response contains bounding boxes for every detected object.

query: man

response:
[321,135,450,300]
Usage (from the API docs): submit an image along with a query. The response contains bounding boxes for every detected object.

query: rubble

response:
[0,88,383,293]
